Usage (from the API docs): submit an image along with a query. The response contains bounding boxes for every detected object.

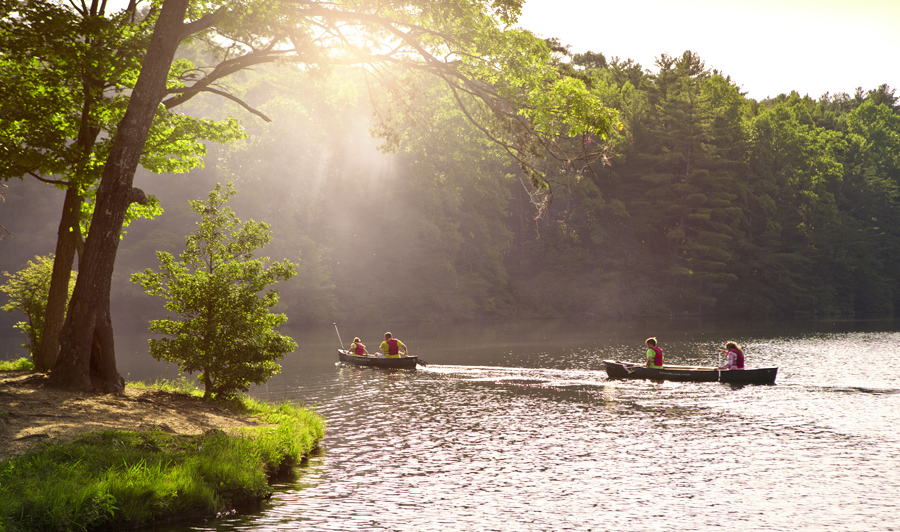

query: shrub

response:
[0,357,35,371]
[131,184,297,400]
[0,255,75,355]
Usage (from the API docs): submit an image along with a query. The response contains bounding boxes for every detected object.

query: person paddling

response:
[349,337,369,356]
[645,337,664,368]
[380,332,408,358]
[718,341,745,370]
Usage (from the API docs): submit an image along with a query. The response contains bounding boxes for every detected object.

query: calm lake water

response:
[9,318,900,531]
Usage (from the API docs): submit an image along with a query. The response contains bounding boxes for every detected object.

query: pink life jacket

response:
[650,345,663,367]
[353,342,366,355]
[730,349,744,369]
[386,339,399,355]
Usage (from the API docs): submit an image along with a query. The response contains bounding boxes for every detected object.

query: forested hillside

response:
[529,50,900,318]
[3,49,898,326]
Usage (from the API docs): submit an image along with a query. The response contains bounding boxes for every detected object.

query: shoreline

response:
[0,371,326,531]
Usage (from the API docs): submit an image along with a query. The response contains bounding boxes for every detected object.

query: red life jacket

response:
[386,338,399,355]
[650,345,663,367]
[730,349,744,369]
[353,342,366,355]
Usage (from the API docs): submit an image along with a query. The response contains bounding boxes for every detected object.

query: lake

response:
[9,318,900,531]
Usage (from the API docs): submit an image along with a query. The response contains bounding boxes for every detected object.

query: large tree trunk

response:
[34,186,82,372]
[49,0,191,392]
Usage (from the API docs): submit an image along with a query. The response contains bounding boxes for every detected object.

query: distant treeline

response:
[2,50,898,326]
[519,50,900,319]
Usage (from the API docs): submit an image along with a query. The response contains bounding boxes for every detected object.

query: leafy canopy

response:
[156,0,617,185]
[0,0,246,232]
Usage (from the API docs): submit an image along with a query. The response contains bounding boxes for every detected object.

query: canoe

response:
[338,349,419,369]
[603,360,777,385]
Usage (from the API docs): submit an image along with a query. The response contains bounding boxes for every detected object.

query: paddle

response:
[715,349,725,382]
[333,322,344,351]
[611,360,641,374]
[392,340,427,366]
[401,344,427,366]
[393,350,427,366]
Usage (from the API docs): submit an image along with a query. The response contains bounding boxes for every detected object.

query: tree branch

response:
[28,172,70,187]
[128,186,148,205]
[161,48,289,110]
[165,86,272,122]
[179,5,230,41]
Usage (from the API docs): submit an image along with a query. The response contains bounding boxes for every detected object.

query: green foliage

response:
[131,184,297,400]
[4,0,898,321]
[0,394,324,531]
[0,1,245,186]
[0,0,247,249]
[0,357,35,371]
[0,255,75,354]
[505,51,900,318]
[191,49,900,320]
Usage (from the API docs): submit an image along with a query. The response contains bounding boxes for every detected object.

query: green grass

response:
[129,375,204,397]
[0,357,34,371]
[0,388,325,532]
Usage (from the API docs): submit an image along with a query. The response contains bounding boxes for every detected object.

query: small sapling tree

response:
[1,255,76,357]
[131,183,297,400]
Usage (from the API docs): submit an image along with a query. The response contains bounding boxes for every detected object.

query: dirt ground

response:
[0,371,262,461]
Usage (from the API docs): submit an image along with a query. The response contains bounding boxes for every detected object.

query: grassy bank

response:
[0,381,325,531]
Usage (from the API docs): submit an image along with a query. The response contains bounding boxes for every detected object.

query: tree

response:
[835,100,900,314]
[602,51,745,312]
[0,0,242,371]
[1,255,75,355]
[734,97,844,314]
[49,0,616,392]
[1,0,141,371]
[131,183,296,400]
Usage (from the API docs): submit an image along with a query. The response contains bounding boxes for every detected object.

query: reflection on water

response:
[108,320,900,531]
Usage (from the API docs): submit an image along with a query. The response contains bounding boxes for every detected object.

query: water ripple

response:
[160,327,900,532]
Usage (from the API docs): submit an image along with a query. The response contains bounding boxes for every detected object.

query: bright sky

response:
[517,0,900,100]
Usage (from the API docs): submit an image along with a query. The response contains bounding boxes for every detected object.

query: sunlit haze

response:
[517,0,900,100]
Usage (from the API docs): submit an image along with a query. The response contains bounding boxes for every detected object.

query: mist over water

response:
[128,318,900,532]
